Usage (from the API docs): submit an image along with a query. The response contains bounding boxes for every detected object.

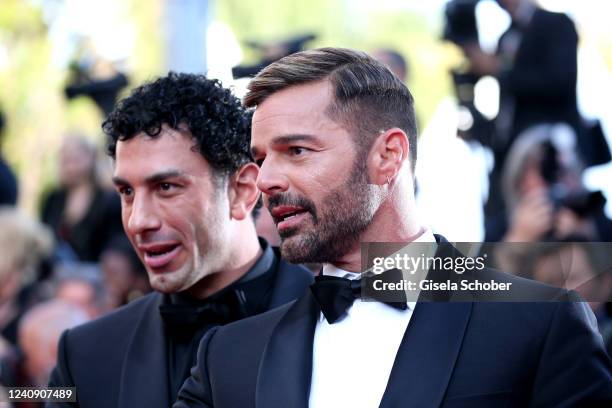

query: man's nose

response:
[257,158,290,197]
[125,193,161,236]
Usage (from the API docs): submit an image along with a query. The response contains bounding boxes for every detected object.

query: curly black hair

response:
[103,72,252,177]
[102,72,261,217]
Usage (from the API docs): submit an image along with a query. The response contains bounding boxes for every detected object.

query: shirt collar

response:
[239,238,274,283]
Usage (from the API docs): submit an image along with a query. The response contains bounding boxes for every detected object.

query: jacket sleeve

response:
[46,329,79,407]
[173,327,219,408]
[530,299,612,406]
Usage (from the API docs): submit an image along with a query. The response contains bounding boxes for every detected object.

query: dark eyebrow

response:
[144,170,186,184]
[112,170,186,187]
[272,134,319,146]
[252,134,321,157]
[112,176,130,187]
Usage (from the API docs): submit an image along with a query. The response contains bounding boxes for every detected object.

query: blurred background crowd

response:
[1,0,612,401]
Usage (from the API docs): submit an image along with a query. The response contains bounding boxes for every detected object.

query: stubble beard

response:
[280,157,378,264]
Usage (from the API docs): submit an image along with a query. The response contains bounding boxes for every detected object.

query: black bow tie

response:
[159,298,246,334]
[310,269,408,324]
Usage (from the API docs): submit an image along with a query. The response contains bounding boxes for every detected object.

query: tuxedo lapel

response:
[118,293,170,408]
[256,291,320,408]
[378,235,474,407]
[379,301,472,408]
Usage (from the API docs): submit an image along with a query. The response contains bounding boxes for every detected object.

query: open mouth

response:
[146,244,179,257]
[277,209,307,223]
[271,206,310,231]
[141,243,181,269]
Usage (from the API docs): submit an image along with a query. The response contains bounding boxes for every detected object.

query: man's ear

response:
[228,163,260,220]
[367,128,410,185]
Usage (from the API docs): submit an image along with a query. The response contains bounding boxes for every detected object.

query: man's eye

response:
[159,183,175,191]
[289,147,307,156]
[119,187,133,197]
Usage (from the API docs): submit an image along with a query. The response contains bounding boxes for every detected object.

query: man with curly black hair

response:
[47,73,313,408]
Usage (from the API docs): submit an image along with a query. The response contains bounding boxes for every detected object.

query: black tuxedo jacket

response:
[176,237,612,407]
[47,250,313,408]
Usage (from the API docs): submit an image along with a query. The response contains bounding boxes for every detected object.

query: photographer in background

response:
[501,124,610,243]
[232,34,316,79]
[64,40,128,117]
[443,0,610,241]
[464,0,580,157]
[494,124,612,275]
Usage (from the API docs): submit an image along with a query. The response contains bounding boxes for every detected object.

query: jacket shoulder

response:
[63,292,160,348]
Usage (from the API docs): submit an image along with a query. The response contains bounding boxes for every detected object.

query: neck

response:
[331,181,422,272]
[188,219,263,299]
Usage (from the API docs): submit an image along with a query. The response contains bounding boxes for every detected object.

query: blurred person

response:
[465,0,581,158]
[18,301,90,387]
[176,48,611,408]
[372,48,409,83]
[0,388,7,408]
[53,263,107,319]
[100,235,151,309]
[0,109,18,206]
[372,48,422,133]
[41,135,123,262]
[493,124,611,274]
[47,73,313,408]
[501,124,610,243]
[64,39,128,117]
[0,207,53,347]
[529,239,612,354]
[1,300,88,408]
[461,0,612,241]
[232,34,316,79]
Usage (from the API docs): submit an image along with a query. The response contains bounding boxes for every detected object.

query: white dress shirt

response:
[308,229,436,408]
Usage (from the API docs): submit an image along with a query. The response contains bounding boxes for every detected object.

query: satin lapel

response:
[379,301,473,408]
[256,291,320,408]
[118,293,170,408]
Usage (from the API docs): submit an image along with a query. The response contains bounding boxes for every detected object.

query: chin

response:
[148,272,187,294]
[280,240,313,264]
